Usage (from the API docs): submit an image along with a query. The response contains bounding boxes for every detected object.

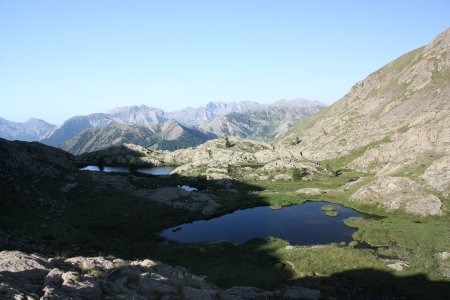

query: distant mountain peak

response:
[0,117,56,142]
[272,99,326,108]
[108,105,165,114]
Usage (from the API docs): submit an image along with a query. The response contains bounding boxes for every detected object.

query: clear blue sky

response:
[0,0,449,124]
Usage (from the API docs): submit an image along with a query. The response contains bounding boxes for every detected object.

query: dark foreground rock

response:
[0,250,320,300]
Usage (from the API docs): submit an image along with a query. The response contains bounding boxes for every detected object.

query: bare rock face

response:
[42,269,103,299]
[421,155,450,195]
[351,176,442,216]
[0,251,50,299]
[0,250,320,300]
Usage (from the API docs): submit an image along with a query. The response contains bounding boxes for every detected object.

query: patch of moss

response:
[321,205,338,217]
[321,205,336,211]
[325,210,338,217]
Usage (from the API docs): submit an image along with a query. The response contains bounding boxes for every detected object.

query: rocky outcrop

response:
[155,137,319,177]
[421,155,450,195]
[159,137,274,168]
[351,176,443,216]
[0,250,320,300]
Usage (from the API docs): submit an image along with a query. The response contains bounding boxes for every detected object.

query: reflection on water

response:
[80,165,175,175]
[160,202,363,245]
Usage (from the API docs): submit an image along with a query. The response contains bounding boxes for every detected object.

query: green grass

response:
[325,211,338,217]
[321,205,338,217]
[2,167,449,299]
[321,136,391,171]
[346,213,450,280]
[157,237,450,299]
[392,152,439,179]
[321,205,336,211]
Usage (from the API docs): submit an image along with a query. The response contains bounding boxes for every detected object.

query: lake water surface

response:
[80,165,175,175]
[160,201,363,245]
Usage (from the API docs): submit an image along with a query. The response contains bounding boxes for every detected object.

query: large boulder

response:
[0,251,50,299]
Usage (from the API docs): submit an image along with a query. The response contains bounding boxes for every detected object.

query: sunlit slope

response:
[277,29,450,186]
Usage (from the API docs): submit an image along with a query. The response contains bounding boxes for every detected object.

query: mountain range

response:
[0,99,325,154]
[0,117,56,141]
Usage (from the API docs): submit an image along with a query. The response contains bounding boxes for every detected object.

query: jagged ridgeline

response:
[11,99,323,155]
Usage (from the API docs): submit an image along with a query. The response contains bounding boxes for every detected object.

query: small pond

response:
[80,165,175,175]
[160,201,363,245]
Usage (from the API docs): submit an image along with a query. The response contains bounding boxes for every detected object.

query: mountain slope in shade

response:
[40,113,116,147]
[0,117,56,141]
[62,120,216,155]
[200,106,323,141]
[41,106,168,147]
